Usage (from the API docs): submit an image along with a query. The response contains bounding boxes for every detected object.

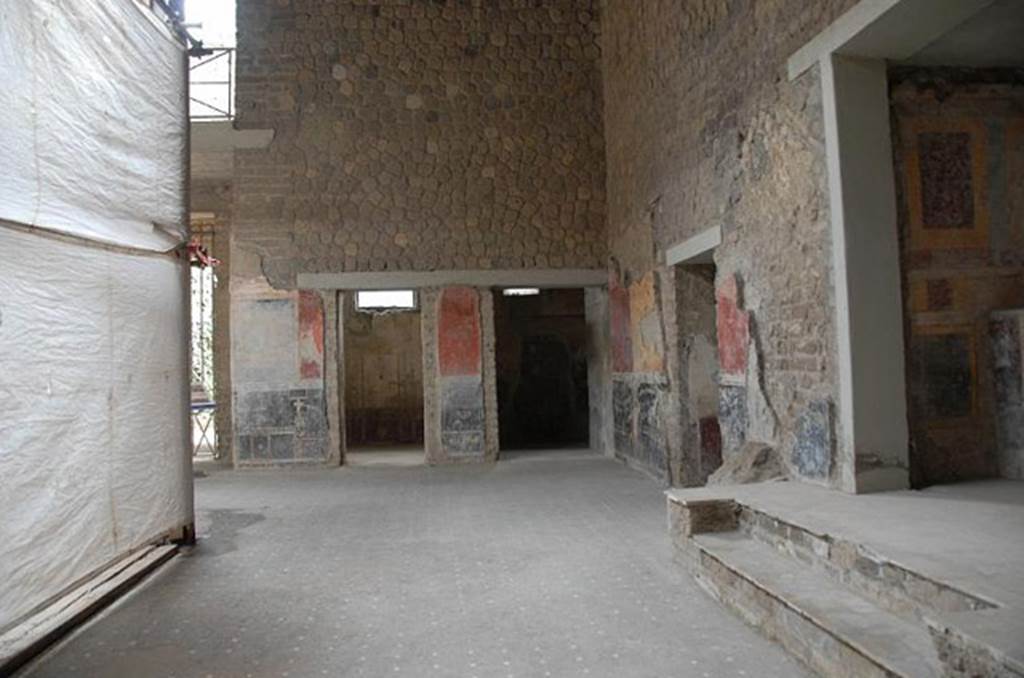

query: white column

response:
[821,54,909,493]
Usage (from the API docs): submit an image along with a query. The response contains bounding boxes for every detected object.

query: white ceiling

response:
[901,0,1024,67]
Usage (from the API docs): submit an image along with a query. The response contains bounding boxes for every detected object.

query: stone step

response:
[735,504,995,624]
[690,531,942,678]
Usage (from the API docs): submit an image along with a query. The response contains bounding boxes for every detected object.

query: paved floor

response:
[24,453,808,677]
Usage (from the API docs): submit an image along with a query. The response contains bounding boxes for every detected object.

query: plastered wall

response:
[230,242,330,465]
[421,287,499,464]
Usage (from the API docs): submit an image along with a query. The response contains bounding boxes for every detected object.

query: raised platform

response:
[667,480,1024,677]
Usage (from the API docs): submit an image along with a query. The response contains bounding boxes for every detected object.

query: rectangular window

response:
[502,288,541,297]
[356,290,417,311]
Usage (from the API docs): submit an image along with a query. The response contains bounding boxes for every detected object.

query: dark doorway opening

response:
[494,288,590,451]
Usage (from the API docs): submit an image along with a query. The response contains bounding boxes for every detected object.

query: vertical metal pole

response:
[228,49,234,119]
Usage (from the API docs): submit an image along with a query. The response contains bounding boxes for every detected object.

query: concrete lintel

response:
[787,0,996,80]
[190,121,275,152]
[664,226,721,267]
[297,269,607,291]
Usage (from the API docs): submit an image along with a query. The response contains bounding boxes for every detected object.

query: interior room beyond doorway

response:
[494,288,590,455]
[343,290,425,465]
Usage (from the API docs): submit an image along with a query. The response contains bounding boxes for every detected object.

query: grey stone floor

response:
[23,453,808,677]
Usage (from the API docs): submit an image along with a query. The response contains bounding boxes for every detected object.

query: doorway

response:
[673,263,722,486]
[343,290,425,465]
[188,218,219,461]
[494,288,590,454]
[890,67,1024,486]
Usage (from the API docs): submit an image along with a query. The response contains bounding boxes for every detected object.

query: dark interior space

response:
[494,288,590,450]
[343,294,424,449]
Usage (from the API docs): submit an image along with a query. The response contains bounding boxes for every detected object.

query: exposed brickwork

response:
[601,0,859,487]
[233,0,607,287]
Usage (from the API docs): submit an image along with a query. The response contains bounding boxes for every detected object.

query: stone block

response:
[708,441,786,486]
[668,497,738,539]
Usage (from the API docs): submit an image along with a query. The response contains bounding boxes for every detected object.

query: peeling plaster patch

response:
[438,287,481,377]
[792,399,834,479]
[610,276,633,373]
[716,274,749,384]
[236,388,328,462]
[613,380,634,455]
[440,375,485,458]
[630,272,665,373]
[298,290,324,380]
[637,382,667,473]
[688,335,720,419]
[699,416,723,475]
[719,385,748,459]
[992,312,1024,479]
[745,329,778,444]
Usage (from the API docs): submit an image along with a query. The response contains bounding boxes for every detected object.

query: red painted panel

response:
[610,278,633,373]
[298,290,324,379]
[439,287,481,377]
[699,416,723,474]
[716,274,749,378]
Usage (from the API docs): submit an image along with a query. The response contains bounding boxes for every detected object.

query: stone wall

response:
[233,0,607,287]
[890,68,1024,486]
[600,0,860,486]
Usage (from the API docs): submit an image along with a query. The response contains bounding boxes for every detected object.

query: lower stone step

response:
[689,532,941,678]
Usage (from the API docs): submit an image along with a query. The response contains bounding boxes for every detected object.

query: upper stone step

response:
[691,531,942,678]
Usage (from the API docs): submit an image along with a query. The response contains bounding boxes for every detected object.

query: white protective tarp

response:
[0,0,187,251]
[0,226,193,632]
